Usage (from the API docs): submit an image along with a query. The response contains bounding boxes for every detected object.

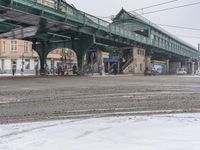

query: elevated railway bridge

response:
[0,0,199,74]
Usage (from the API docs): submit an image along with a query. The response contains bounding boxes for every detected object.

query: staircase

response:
[122,57,134,74]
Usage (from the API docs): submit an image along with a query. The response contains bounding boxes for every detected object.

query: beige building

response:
[122,48,147,74]
[133,48,146,74]
[0,39,77,75]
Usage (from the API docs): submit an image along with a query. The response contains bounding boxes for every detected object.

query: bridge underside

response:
[0,0,199,75]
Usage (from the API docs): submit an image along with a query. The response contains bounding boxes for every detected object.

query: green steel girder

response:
[0,22,19,32]
[33,40,72,54]
[89,43,119,52]
[33,39,74,74]
[10,0,84,25]
[32,32,71,42]
[4,0,151,44]
[112,9,199,59]
[151,48,185,59]
[153,39,198,59]
[0,0,199,60]
[0,0,10,7]
[150,30,198,59]
[33,35,94,71]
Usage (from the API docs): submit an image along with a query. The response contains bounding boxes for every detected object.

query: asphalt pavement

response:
[1,75,200,124]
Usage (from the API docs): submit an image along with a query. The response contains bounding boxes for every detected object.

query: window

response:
[24,41,29,53]
[11,40,17,52]
[141,50,144,56]
[25,59,30,70]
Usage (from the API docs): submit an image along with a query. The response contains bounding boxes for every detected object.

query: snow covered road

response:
[1,113,200,150]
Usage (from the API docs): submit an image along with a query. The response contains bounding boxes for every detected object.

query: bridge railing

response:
[5,0,197,58]
[21,0,197,56]
[31,0,149,45]
[81,12,149,44]
[13,1,195,57]
[83,13,149,44]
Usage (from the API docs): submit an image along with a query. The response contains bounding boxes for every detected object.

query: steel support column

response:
[33,40,73,75]
[33,42,49,75]
[72,37,94,75]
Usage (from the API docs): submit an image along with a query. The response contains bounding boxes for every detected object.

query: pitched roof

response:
[113,8,148,25]
[113,9,197,50]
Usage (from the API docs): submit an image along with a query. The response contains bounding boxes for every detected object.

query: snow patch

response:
[0,113,200,150]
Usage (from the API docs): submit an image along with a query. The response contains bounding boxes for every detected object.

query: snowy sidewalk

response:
[1,113,200,150]
[0,74,34,77]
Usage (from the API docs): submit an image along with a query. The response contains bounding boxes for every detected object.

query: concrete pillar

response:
[118,62,120,73]
[187,62,192,74]
[108,62,110,74]
[166,59,169,74]
[198,61,200,70]
[145,56,151,70]
[98,51,105,75]
[95,50,104,75]
[192,62,195,75]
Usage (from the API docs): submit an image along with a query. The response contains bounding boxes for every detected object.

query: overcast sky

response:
[66,0,200,49]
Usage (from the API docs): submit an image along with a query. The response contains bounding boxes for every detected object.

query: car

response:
[195,70,200,75]
[144,68,159,76]
[176,68,187,75]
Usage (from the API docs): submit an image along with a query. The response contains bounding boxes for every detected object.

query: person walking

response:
[12,67,16,76]
[113,63,118,75]
[21,68,24,76]
[72,64,77,75]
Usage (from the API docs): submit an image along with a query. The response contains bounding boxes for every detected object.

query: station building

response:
[93,9,199,75]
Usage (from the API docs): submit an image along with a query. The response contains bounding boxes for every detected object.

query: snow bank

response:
[1,113,200,150]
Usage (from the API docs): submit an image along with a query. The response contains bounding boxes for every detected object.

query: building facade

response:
[120,48,147,74]
[0,39,77,75]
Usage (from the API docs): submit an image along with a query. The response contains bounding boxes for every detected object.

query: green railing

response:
[25,0,150,45]
[0,0,199,59]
